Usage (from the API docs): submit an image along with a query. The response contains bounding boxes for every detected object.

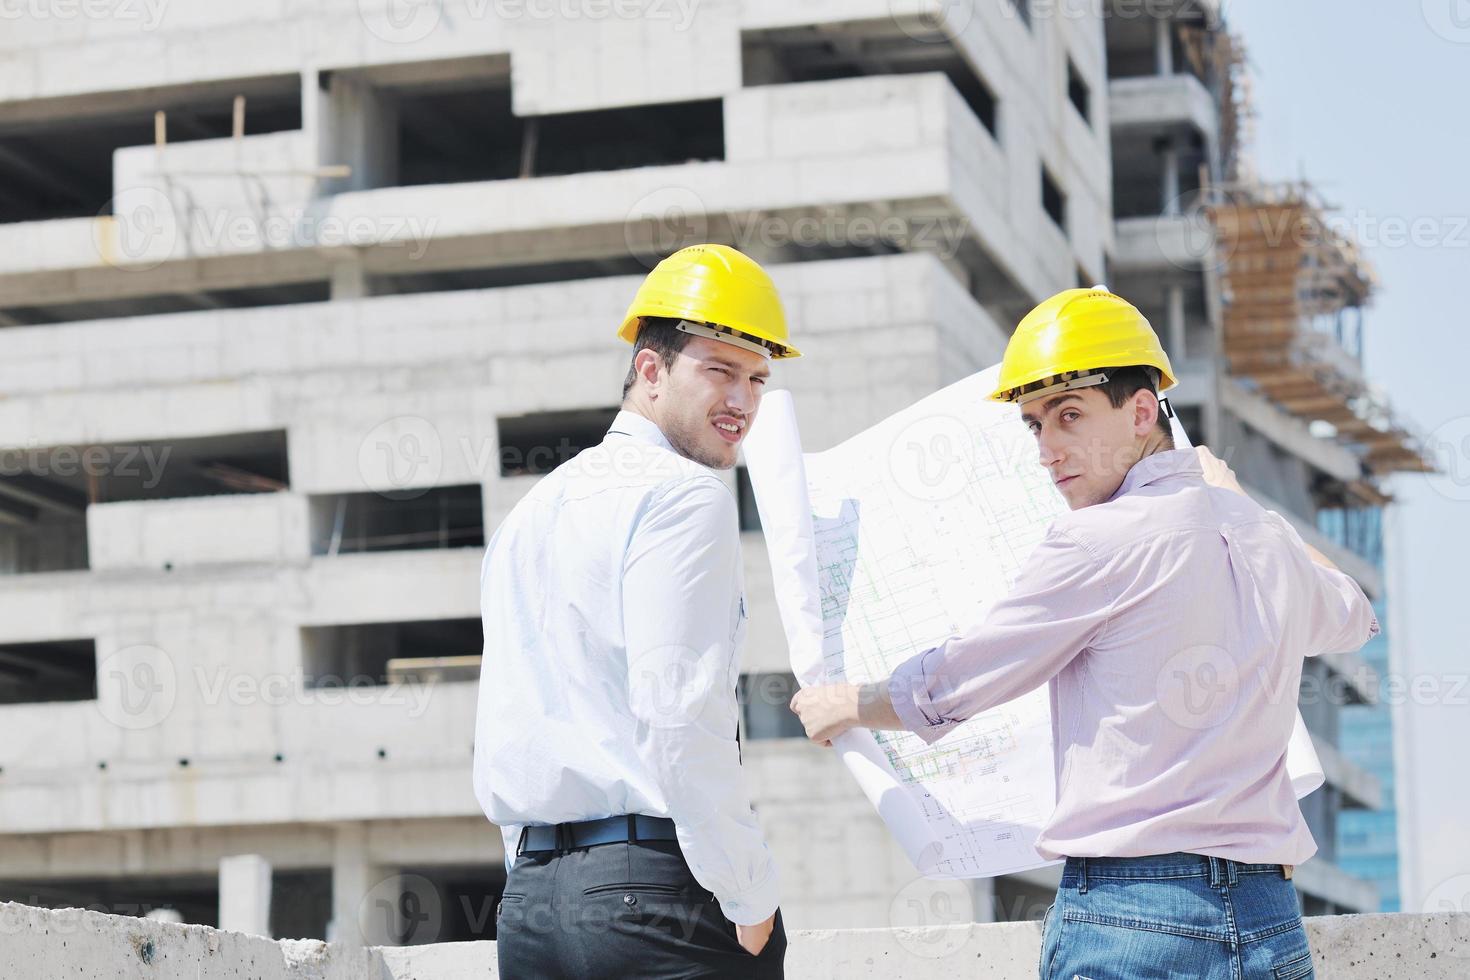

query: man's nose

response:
[726,378,758,414]
[1037,429,1064,469]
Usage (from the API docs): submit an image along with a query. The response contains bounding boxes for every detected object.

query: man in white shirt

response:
[474,244,800,978]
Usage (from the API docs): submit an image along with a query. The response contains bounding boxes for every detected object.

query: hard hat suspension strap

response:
[1014,370,1111,405]
[673,319,777,360]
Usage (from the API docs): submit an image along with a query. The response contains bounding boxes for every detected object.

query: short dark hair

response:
[622,317,694,400]
[1097,365,1173,443]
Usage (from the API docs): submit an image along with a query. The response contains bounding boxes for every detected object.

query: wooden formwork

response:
[1211,190,1433,476]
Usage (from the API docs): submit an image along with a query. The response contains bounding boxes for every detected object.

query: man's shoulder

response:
[520,440,733,520]
[1051,478,1270,554]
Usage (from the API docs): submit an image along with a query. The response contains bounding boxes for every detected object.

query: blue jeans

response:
[1039,853,1315,979]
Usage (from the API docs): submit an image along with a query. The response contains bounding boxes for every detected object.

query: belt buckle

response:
[1282,864,1294,880]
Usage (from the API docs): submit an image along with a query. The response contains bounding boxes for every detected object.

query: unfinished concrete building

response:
[0,0,1422,941]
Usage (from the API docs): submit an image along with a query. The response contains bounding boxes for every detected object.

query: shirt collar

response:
[607,409,675,453]
[1109,447,1203,502]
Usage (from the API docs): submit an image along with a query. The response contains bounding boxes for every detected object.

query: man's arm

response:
[623,477,780,935]
[792,527,1112,744]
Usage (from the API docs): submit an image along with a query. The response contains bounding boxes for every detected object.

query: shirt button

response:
[623,893,637,907]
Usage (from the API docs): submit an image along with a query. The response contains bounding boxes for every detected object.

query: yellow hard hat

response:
[989,287,1177,403]
[618,244,801,359]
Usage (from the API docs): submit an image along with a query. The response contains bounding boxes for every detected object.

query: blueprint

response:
[743,368,1061,877]
[743,365,1323,878]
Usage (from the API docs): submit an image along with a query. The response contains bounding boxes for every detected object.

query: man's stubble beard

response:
[662,407,734,470]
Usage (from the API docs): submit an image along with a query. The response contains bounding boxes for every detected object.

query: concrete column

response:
[330,823,393,947]
[321,74,399,193]
[970,878,998,924]
[1160,136,1181,216]
[1155,17,1174,75]
[1166,283,1187,361]
[330,259,370,300]
[218,854,273,937]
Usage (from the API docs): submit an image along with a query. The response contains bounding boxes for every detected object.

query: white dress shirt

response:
[473,410,779,926]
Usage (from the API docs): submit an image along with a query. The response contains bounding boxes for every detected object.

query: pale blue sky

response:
[1226,1,1470,911]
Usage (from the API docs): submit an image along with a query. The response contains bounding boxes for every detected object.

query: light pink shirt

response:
[888,448,1379,865]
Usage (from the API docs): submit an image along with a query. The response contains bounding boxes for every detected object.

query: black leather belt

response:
[517,814,677,855]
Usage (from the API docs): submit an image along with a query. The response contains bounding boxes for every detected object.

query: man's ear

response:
[1133,389,1160,436]
[633,348,664,398]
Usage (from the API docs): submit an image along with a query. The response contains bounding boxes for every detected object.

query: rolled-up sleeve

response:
[888,527,1115,744]
[1268,512,1382,656]
[1302,564,1381,656]
[623,477,779,926]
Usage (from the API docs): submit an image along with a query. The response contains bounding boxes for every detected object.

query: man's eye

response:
[709,366,729,377]
[753,376,767,386]
[1062,411,1080,423]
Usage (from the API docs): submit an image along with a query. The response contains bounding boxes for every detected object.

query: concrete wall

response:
[2,902,1464,979]
[87,493,311,571]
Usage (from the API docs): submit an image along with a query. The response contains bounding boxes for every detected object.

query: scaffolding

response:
[1210,182,1434,479]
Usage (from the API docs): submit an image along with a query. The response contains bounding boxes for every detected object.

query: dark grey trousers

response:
[496,837,786,979]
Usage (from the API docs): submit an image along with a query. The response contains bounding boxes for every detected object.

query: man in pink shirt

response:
[790,288,1377,979]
